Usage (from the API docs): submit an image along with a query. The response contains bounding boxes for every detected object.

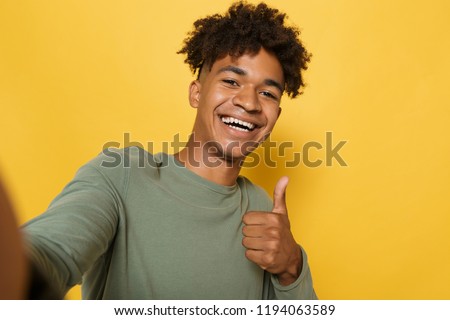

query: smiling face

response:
[188,48,284,161]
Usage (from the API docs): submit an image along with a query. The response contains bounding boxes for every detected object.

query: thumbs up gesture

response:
[242,176,302,286]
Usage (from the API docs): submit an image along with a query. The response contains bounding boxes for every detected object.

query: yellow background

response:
[1,0,449,299]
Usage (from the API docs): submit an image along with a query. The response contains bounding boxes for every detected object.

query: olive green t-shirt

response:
[23,147,317,299]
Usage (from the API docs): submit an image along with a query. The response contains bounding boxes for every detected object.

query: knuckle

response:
[262,254,275,267]
[268,227,281,239]
[243,212,256,224]
[268,241,279,252]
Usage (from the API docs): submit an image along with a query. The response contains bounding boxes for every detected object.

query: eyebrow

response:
[218,65,247,76]
[264,79,284,94]
[217,65,284,93]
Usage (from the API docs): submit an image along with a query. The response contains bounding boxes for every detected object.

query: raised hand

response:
[242,176,302,285]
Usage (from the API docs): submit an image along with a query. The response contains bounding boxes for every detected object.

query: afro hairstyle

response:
[177,1,311,98]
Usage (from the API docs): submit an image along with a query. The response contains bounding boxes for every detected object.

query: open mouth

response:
[220,116,256,132]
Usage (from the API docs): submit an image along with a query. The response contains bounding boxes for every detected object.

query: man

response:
[22,1,317,299]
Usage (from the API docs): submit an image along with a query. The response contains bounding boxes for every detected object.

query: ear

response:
[277,107,282,119]
[189,80,201,108]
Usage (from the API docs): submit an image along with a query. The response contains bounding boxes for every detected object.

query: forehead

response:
[205,48,285,84]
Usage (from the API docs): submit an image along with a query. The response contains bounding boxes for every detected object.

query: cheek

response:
[265,108,281,127]
[200,85,229,104]
[199,94,225,117]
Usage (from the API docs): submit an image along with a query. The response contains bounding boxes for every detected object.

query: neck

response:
[174,140,243,186]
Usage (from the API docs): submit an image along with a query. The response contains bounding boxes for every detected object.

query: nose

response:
[231,87,261,113]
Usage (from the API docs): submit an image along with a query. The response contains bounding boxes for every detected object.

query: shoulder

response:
[72,146,159,193]
[91,146,156,169]
[85,146,161,173]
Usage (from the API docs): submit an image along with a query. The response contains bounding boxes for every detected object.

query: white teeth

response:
[221,116,255,131]
[229,125,248,132]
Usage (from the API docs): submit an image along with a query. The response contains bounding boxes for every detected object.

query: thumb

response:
[272,176,289,214]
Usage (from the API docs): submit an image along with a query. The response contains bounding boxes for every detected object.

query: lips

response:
[220,116,257,132]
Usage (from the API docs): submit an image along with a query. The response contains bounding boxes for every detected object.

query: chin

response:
[205,139,259,163]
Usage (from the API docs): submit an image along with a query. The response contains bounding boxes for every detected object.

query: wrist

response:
[277,245,303,286]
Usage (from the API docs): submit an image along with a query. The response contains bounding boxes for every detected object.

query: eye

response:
[222,79,239,87]
[260,91,278,100]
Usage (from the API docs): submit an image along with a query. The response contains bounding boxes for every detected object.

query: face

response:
[189,48,284,161]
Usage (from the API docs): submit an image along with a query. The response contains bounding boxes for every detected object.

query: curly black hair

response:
[177,1,311,98]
